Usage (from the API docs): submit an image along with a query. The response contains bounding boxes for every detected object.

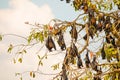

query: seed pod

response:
[70,25,78,42]
[45,35,56,51]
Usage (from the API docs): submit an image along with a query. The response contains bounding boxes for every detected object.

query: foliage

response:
[1,0,120,80]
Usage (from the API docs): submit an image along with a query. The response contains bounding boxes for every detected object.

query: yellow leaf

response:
[30,72,33,77]
[13,58,16,64]
[83,16,87,21]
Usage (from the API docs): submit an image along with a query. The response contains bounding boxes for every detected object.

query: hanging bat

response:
[69,42,78,57]
[57,33,66,50]
[45,35,56,51]
[101,44,106,59]
[70,25,78,42]
[93,76,101,80]
[66,0,70,3]
[91,56,99,72]
[77,55,83,68]
[85,51,90,68]
[61,64,68,80]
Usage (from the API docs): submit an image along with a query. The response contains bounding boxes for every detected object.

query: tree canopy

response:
[1,0,120,80]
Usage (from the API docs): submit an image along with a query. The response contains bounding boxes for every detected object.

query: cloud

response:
[0,0,54,35]
[0,0,55,80]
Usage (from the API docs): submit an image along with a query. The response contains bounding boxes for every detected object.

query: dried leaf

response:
[33,73,35,78]
[30,72,33,77]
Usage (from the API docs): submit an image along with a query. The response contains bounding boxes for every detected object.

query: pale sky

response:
[0,0,79,80]
[0,0,106,80]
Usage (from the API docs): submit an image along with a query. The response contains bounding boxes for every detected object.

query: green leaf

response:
[98,4,101,10]
[7,44,13,53]
[39,32,44,43]
[116,73,119,80]
[38,61,43,66]
[83,16,87,22]
[20,77,22,80]
[110,3,112,10]
[18,58,22,63]
[104,75,109,80]
[15,73,20,76]
[23,50,27,53]
[0,35,2,41]
[28,34,33,44]
[51,63,59,70]
[44,31,48,38]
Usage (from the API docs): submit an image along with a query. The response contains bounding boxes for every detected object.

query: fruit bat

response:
[111,37,116,47]
[93,76,101,80]
[66,0,70,3]
[70,25,78,42]
[88,28,94,39]
[101,44,106,59]
[85,51,90,68]
[97,22,103,32]
[88,9,94,18]
[91,56,99,72]
[57,33,66,50]
[116,52,119,62]
[61,64,68,80]
[77,55,83,68]
[106,34,111,43]
[64,53,69,65]
[45,35,56,51]
[83,34,88,41]
[91,17,97,27]
[70,43,78,57]
[66,43,78,65]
